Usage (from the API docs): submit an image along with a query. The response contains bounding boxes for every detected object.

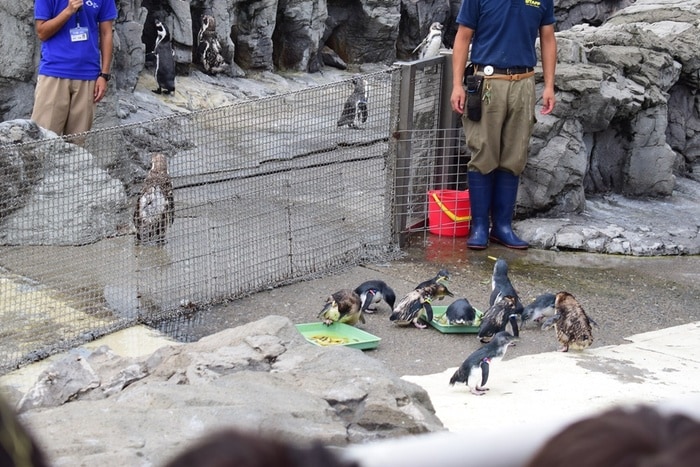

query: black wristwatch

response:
[98,72,111,81]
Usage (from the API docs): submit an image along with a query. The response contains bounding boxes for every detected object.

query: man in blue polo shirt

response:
[450,0,557,250]
[31,0,117,136]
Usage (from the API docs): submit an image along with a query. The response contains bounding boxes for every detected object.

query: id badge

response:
[70,26,88,42]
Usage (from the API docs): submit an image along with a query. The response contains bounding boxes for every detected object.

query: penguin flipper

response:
[588,316,599,327]
[479,359,490,388]
[423,301,434,323]
[508,314,520,337]
[358,100,368,123]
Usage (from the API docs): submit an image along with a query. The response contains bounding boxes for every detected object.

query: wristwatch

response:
[98,72,111,81]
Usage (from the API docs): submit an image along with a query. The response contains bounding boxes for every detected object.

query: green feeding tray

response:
[429,305,482,334]
[296,322,381,350]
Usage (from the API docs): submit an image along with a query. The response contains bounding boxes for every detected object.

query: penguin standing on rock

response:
[337,75,368,129]
[353,280,396,314]
[133,153,175,246]
[152,19,176,95]
[449,331,516,395]
[196,15,227,75]
[542,291,595,352]
[412,22,444,60]
[318,289,364,326]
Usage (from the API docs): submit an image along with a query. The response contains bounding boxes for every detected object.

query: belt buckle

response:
[483,65,494,76]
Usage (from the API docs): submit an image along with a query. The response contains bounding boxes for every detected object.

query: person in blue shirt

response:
[31,0,117,136]
[450,0,557,250]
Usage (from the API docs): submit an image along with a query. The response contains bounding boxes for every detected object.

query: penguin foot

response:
[470,387,487,396]
[152,88,162,94]
[413,320,428,329]
[558,345,569,352]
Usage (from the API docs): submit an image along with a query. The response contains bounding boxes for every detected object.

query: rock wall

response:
[1,0,699,221]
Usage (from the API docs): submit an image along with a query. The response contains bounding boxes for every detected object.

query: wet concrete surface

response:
[158,234,700,377]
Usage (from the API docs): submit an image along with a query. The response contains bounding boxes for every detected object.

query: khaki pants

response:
[462,76,536,176]
[31,75,96,136]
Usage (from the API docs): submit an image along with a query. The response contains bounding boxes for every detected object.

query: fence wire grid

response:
[0,57,468,373]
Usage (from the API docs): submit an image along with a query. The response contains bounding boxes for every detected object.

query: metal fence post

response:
[392,62,418,247]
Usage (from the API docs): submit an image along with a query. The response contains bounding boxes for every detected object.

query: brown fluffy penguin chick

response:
[390,282,454,328]
[133,153,174,245]
[318,289,364,326]
[541,291,594,352]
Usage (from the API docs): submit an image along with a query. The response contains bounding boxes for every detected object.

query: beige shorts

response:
[462,76,536,176]
[31,75,95,136]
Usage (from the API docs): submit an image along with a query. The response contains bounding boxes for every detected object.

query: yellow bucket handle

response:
[431,192,471,223]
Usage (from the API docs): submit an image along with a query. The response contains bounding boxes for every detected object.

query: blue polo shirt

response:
[35,0,118,80]
[456,0,555,68]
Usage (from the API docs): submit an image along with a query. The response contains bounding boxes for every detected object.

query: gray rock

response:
[17,316,444,466]
[0,120,129,246]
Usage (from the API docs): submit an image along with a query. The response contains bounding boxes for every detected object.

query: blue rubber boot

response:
[490,170,529,249]
[466,171,493,250]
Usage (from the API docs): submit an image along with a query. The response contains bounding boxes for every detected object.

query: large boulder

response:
[16,316,443,466]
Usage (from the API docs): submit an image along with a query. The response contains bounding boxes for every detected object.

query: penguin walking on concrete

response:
[133,153,175,245]
[337,75,368,129]
[521,293,556,327]
[490,258,525,320]
[196,15,227,75]
[449,331,516,395]
[318,289,364,326]
[412,22,444,60]
[390,281,453,328]
[542,292,595,352]
[445,298,477,325]
[478,295,520,343]
[152,19,176,95]
[353,280,396,314]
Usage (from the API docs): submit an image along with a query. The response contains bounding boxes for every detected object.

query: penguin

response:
[521,293,556,327]
[337,75,368,129]
[478,295,520,343]
[390,282,453,328]
[412,22,444,60]
[196,15,227,75]
[449,331,516,396]
[152,19,176,95]
[318,289,364,326]
[133,153,175,246]
[541,291,595,352]
[415,268,450,291]
[353,280,396,314]
[489,258,525,318]
[444,298,477,325]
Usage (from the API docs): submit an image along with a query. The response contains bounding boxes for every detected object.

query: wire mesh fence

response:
[0,57,469,373]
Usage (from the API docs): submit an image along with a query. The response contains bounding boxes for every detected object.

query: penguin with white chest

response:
[152,19,176,95]
[337,75,368,129]
[412,22,444,60]
[449,331,516,395]
[196,15,227,75]
[133,153,175,245]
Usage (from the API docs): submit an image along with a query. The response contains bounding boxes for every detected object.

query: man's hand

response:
[451,86,466,115]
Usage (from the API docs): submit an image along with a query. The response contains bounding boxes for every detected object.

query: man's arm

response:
[539,24,557,115]
[450,25,474,115]
[94,20,114,103]
[35,0,84,41]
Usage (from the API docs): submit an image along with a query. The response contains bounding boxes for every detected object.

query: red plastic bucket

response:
[428,189,471,237]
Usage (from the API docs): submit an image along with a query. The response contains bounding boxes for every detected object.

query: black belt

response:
[474,65,534,75]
